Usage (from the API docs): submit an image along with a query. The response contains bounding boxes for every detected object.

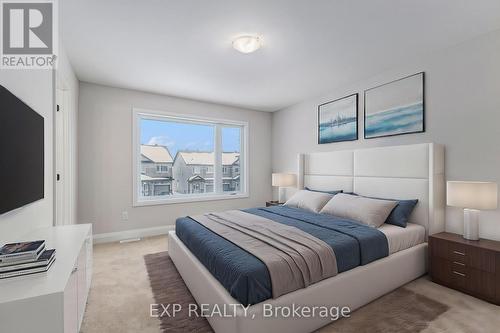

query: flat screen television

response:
[0,85,44,215]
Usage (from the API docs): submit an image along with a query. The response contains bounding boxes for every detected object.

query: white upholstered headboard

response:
[297,143,445,236]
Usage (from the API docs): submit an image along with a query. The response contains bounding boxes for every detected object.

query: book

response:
[0,244,45,265]
[0,249,56,273]
[0,240,45,264]
[0,256,55,279]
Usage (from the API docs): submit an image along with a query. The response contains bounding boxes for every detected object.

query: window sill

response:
[133,192,249,207]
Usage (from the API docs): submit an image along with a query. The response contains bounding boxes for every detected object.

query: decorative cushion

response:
[380,199,418,227]
[284,190,334,213]
[304,187,343,195]
[320,193,398,228]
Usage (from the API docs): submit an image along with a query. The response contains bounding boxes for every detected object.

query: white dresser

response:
[0,224,93,333]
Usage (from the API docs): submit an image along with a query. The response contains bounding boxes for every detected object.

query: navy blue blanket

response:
[175,206,388,306]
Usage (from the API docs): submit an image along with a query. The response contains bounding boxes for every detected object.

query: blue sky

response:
[141,119,240,155]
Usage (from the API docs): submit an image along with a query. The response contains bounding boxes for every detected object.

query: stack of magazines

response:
[0,240,56,279]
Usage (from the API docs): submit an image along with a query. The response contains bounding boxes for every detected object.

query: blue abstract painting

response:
[318,94,358,144]
[364,73,424,139]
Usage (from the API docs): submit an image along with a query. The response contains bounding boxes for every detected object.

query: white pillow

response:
[284,190,334,213]
[320,193,397,227]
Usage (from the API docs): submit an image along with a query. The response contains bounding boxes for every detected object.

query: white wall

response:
[0,45,78,244]
[78,83,272,235]
[0,70,54,245]
[272,29,500,241]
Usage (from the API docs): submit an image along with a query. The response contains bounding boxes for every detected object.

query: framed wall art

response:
[318,93,358,144]
[364,72,424,139]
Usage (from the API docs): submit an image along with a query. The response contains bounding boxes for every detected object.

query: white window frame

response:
[132,108,249,206]
[156,164,168,173]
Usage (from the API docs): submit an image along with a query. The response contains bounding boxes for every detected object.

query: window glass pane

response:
[221,126,242,193]
[140,118,215,198]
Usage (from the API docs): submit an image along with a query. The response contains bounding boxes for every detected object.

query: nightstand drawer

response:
[449,268,467,289]
[431,257,497,301]
[448,242,468,262]
[431,256,468,289]
[450,260,467,274]
[444,240,496,273]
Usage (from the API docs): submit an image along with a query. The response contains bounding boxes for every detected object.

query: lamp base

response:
[463,208,480,241]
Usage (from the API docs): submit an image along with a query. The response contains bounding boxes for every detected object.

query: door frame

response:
[55,74,74,226]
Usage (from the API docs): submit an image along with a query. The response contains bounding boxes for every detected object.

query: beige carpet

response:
[80,236,167,333]
[145,251,449,333]
[82,235,500,333]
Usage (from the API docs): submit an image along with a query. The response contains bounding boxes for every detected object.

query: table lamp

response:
[272,173,296,203]
[447,181,498,240]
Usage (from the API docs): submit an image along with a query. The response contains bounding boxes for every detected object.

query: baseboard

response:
[93,225,175,244]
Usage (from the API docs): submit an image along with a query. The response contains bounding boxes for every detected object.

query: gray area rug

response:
[144,251,212,333]
[144,251,448,333]
[325,287,449,333]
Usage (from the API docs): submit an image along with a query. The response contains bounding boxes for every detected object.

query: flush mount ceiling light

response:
[232,35,262,54]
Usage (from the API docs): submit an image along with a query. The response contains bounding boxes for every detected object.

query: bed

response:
[168,143,445,333]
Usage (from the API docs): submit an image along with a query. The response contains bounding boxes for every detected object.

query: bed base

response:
[168,231,427,333]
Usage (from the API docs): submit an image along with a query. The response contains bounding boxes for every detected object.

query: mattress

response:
[378,222,426,255]
[175,206,389,306]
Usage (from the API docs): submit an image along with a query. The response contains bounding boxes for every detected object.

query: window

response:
[221,126,241,192]
[133,109,247,205]
[156,165,169,173]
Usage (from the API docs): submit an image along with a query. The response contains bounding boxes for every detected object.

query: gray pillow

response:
[347,193,418,228]
[284,190,334,213]
[320,193,398,227]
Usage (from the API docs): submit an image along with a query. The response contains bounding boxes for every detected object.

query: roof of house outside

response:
[141,145,173,163]
[176,152,239,166]
[187,175,205,182]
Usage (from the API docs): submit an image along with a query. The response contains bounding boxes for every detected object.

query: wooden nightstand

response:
[266,201,283,207]
[429,232,500,305]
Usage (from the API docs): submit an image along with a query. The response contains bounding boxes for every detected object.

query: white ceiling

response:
[61,0,500,111]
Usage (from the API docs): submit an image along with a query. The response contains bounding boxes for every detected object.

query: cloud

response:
[147,136,175,147]
[180,141,214,151]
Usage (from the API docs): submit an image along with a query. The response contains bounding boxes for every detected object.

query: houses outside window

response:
[140,145,173,197]
[133,109,248,205]
[221,126,242,192]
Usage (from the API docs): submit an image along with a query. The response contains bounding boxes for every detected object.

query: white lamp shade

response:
[447,181,498,210]
[272,173,296,187]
